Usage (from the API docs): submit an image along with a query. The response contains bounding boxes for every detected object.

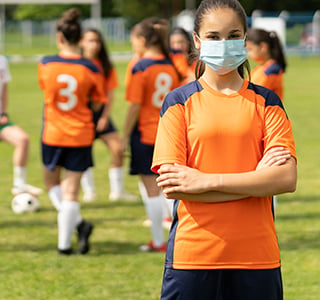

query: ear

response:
[193,32,201,50]
[260,41,269,53]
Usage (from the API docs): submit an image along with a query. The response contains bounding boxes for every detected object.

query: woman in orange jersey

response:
[169,27,196,83]
[38,8,106,255]
[123,17,181,252]
[80,28,136,203]
[246,28,287,100]
[152,0,297,299]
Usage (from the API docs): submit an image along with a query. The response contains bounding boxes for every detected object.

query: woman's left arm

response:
[158,156,296,198]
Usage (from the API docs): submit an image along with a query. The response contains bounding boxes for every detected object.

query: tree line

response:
[4,0,319,24]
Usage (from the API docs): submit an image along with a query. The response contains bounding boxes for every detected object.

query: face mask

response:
[198,36,247,75]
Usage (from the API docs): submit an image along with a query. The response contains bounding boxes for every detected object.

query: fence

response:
[1,11,320,58]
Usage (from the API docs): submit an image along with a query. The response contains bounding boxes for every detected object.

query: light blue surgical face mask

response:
[197,36,247,75]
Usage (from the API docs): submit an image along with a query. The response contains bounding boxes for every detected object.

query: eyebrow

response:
[204,29,242,35]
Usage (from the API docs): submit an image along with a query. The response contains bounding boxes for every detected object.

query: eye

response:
[206,34,220,40]
[228,33,242,40]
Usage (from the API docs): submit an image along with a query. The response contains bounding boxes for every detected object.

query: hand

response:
[256,147,291,170]
[96,116,109,132]
[157,164,212,195]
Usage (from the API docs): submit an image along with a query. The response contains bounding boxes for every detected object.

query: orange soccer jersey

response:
[38,53,106,147]
[152,78,296,270]
[126,55,180,145]
[170,49,189,82]
[250,59,284,100]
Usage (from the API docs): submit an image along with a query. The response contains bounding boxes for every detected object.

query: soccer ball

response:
[11,193,40,214]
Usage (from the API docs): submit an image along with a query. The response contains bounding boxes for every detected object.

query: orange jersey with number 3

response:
[126,55,180,145]
[38,53,106,147]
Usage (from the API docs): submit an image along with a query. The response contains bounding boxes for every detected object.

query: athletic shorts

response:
[161,267,283,300]
[0,120,15,132]
[129,125,155,175]
[42,142,93,172]
[92,107,117,138]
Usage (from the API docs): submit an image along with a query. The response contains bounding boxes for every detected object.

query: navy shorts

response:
[161,267,283,300]
[129,125,156,175]
[42,142,93,172]
[91,105,117,138]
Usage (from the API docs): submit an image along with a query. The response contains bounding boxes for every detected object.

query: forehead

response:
[199,7,244,33]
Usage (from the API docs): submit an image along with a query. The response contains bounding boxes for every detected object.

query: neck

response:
[59,44,80,56]
[143,46,163,58]
[202,68,244,95]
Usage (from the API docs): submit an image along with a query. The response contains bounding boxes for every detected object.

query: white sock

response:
[58,201,80,250]
[81,167,95,195]
[160,192,173,220]
[109,167,124,194]
[138,180,148,204]
[48,185,62,211]
[145,195,164,247]
[13,166,26,187]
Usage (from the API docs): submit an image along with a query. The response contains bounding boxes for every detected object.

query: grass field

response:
[0,55,320,299]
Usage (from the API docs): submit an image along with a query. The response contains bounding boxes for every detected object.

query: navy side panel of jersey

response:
[160,80,203,117]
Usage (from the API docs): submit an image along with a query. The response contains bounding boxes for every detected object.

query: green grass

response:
[0,55,320,299]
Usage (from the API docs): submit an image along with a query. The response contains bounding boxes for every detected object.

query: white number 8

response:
[152,72,173,108]
[57,74,78,111]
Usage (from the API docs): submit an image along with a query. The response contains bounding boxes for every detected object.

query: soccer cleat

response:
[11,184,43,197]
[58,248,74,255]
[109,190,138,202]
[83,191,97,202]
[77,220,94,254]
[139,241,167,252]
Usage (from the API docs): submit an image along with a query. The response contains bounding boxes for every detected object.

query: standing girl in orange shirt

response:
[123,17,181,252]
[246,28,287,100]
[80,28,136,202]
[152,0,296,298]
[38,8,106,255]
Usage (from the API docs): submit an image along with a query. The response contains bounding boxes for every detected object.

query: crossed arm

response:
[156,147,297,203]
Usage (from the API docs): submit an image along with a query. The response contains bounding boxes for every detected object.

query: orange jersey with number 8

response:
[125,55,180,145]
[38,53,107,147]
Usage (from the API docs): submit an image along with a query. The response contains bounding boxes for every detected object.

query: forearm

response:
[123,102,140,138]
[165,190,248,203]
[214,157,297,197]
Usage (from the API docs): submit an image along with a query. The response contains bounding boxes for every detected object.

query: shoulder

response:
[132,57,172,74]
[247,82,284,109]
[40,55,100,73]
[0,55,9,68]
[160,80,203,116]
[264,61,283,76]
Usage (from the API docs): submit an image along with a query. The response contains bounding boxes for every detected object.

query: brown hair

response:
[56,8,82,45]
[133,17,183,81]
[247,28,287,72]
[193,0,250,79]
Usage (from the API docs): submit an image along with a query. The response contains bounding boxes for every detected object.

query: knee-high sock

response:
[13,166,26,187]
[109,167,124,195]
[81,167,95,194]
[144,195,164,247]
[48,185,62,211]
[58,201,80,250]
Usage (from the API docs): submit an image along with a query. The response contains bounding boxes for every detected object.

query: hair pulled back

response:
[193,0,250,79]
[247,28,287,72]
[56,8,82,45]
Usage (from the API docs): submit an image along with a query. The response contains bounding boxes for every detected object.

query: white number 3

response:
[57,74,78,111]
[152,72,172,108]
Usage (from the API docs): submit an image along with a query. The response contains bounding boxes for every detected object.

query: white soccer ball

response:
[11,193,40,214]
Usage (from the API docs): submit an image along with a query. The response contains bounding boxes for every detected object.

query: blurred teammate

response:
[80,28,137,202]
[38,8,106,255]
[152,0,297,298]
[246,28,287,100]
[170,27,196,83]
[0,55,42,197]
[123,17,181,252]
